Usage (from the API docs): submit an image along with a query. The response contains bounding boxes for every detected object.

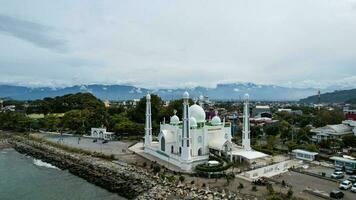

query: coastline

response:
[9,136,152,199]
[3,134,256,200]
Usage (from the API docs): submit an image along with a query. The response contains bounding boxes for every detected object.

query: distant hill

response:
[300,88,356,103]
[0,83,318,101]
[346,98,356,104]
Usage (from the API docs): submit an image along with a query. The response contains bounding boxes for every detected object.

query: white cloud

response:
[0,0,355,89]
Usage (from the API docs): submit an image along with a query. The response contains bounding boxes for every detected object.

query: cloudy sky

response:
[1,0,356,89]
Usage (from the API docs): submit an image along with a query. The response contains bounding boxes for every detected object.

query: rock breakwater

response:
[9,136,257,200]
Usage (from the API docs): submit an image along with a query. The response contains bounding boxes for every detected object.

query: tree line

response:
[0,93,191,137]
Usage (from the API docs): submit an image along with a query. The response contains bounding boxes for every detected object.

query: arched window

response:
[99,131,103,138]
[198,148,202,156]
[171,145,174,153]
[179,147,182,155]
[160,137,165,151]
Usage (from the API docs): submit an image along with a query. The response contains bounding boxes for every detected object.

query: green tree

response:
[267,135,278,150]
[127,94,164,124]
[287,140,298,152]
[264,123,280,136]
[342,135,356,148]
[61,109,90,134]
[279,120,292,139]
[39,114,61,132]
[313,110,344,127]
[305,143,319,152]
[113,119,144,135]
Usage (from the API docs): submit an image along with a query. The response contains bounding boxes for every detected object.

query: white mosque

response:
[143,92,268,172]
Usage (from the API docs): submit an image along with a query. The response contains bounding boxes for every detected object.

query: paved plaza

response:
[37,133,147,164]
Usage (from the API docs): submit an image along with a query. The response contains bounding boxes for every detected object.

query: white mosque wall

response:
[145,145,208,172]
[239,160,300,181]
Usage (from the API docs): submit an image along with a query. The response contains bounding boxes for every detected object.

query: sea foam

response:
[33,159,59,170]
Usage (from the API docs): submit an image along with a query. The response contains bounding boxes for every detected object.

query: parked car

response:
[351,183,356,193]
[346,169,356,175]
[331,171,345,179]
[252,178,268,186]
[348,175,356,183]
[330,190,344,199]
[339,180,352,190]
[92,139,97,143]
[102,140,108,144]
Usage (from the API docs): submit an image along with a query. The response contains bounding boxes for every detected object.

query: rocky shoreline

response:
[7,136,258,200]
[0,138,11,149]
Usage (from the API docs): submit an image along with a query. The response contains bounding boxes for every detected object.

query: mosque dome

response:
[211,115,221,126]
[183,91,189,99]
[189,104,206,123]
[211,116,222,126]
[189,117,197,128]
[170,115,179,125]
[244,93,249,101]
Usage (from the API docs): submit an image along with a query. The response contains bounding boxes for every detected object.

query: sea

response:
[0,148,125,200]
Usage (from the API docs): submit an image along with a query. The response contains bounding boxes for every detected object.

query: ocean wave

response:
[33,159,59,170]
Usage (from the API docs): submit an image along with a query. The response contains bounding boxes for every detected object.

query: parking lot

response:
[305,165,353,181]
[274,171,355,200]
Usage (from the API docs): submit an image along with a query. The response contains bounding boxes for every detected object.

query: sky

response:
[1,0,356,89]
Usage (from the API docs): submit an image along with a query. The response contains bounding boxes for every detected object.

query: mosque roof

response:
[231,149,269,160]
[189,104,206,123]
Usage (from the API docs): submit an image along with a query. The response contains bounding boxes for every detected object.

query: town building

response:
[143,92,268,172]
[344,107,356,121]
[252,105,272,118]
[292,149,318,161]
[342,120,356,136]
[330,156,356,174]
[277,109,303,115]
[311,124,353,142]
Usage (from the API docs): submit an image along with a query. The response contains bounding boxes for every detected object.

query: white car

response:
[351,183,356,193]
[331,171,345,179]
[339,180,352,190]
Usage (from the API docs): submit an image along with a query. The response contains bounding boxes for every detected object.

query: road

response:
[274,171,355,200]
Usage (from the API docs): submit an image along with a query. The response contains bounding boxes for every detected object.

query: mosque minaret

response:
[144,94,152,149]
[242,94,251,151]
[181,91,192,161]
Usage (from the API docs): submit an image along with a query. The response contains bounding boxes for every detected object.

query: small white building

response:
[292,149,318,161]
[91,128,114,140]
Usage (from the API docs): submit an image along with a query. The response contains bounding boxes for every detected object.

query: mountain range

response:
[0,83,319,101]
[300,88,356,103]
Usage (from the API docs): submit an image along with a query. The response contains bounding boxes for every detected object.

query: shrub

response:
[287,187,293,198]
[266,183,274,195]
[153,165,161,173]
[191,180,195,185]
[179,175,185,183]
[142,162,147,167]
[166,175,176,183]
[267,196,282,200]
[251,185,257,191]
